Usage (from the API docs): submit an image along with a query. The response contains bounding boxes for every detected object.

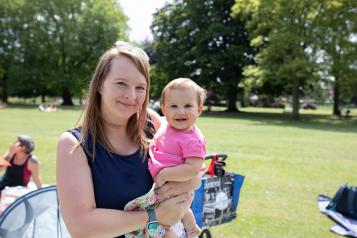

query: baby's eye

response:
[170,105,178,109]
[184,104,192,109]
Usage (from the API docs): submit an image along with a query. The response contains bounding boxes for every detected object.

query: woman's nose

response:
[125,87,136,99]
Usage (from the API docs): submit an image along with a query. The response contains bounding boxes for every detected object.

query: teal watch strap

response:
[146,208,165,237]
[147,207,157,222]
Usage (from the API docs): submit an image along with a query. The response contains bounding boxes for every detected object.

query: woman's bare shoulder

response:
[57,131,85,162]
[58,131,79,148]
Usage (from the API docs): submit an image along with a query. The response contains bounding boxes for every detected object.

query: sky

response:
[118,0,167,43]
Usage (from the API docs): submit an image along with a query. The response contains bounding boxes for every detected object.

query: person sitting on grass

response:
[0,135,43,192]
[39,103,58,112]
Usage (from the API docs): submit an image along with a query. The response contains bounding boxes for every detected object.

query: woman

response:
[56,41,201,238]
[0,135,42,191]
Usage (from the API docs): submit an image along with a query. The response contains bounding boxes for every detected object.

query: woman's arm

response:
[28,158,42,188]
[0,162,7,173]
[57,132,190,238]
[0,142,16,173]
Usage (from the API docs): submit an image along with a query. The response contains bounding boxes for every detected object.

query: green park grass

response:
[0,105,356,237]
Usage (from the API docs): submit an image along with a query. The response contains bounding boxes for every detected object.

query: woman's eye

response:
[117,82,126,87]
[136,86,146,91]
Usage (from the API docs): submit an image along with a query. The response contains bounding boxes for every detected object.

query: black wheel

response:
[199,229,212,238]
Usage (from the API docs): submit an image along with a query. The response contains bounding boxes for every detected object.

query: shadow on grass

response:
[3,104,357,134]
[201,110,357,134]
[2,104,82,111]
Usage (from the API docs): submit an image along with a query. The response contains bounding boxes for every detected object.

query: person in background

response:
[39,103,58,112]
[56,40,201,238]
[0,135,43,192]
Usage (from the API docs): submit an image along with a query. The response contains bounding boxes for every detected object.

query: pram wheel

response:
[199,229,212,238]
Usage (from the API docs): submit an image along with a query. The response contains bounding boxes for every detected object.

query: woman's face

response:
[99,56,147,125]
[14,139,26,153]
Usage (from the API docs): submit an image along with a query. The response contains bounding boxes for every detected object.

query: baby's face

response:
[162,88,203,131]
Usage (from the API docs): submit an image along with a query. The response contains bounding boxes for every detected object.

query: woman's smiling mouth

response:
[118,100,135,107]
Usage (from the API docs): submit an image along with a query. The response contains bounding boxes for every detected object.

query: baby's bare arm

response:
[156,158,203,185]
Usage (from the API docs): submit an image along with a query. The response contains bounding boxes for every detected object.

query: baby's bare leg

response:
[182,209,202,238]
[163,229,179,238]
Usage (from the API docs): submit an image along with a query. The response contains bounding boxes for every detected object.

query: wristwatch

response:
[146,208,164,238]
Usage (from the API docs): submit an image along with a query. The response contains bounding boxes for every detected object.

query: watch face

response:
[148,222,158,230]
[147,222,165,237]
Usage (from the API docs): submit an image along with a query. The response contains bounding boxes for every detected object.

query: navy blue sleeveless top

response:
[69,127,153,237]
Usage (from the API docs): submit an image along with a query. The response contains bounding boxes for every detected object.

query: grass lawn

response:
[0,105,356,237]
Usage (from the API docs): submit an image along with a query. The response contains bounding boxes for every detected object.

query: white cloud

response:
[118,0,167,43]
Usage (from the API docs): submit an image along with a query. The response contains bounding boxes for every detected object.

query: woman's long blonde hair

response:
[78,41,150,158]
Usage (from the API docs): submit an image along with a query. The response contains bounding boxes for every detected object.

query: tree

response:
[0,0,128,105]
[233,0,326,119]
[314,0,357,116]
[23,0,128,105]
[0,0,25,103]
[151,0,253,112]
[233,0,357,118]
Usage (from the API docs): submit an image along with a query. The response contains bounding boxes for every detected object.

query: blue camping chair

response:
[192,154,245,238]
[0,185,70,238]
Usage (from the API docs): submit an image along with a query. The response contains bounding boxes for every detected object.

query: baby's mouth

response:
[175,118,187,122]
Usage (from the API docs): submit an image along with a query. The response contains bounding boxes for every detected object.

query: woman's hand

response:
[8,141,16,156]
[154,170,167,188]
[155,173,201,202]
[155,192,193,226]
[3,141,16,161]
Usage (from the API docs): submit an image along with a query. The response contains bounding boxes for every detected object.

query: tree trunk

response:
[333,78,341,117]
[1,73,9,103]
[240,92,246,108]
[226,86,239,112]
[41,94,46,103]
[62,87,74,106]
[291,78,300,120]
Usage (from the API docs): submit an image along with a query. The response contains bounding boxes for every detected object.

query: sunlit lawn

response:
[0,105,356,237]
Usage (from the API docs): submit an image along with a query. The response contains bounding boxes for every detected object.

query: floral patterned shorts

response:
[124,185,186,238]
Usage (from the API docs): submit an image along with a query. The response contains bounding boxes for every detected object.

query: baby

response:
[149,78,207,238]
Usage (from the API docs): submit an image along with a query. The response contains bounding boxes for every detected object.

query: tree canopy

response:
[0,0,128,105]
[151,0,253,111]
[313,0,357,115]
[232,0,357,118]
